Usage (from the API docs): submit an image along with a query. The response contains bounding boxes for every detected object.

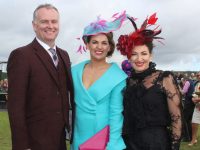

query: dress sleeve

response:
[162,73,182,150]
[106,80,126,150]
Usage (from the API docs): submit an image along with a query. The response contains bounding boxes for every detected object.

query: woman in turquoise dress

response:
[70,12,127,150]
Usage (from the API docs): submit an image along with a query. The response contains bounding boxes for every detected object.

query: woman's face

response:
[129,45,152,73]
[197,72,200,81]
[86,34,110,61]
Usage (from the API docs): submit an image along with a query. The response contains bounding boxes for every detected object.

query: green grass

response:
[181,141,200,150]
[0,111,200,150]
[0,111,11,150]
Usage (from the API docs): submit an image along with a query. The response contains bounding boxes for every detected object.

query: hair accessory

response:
[77,11,127,53]
[117,13,164,58]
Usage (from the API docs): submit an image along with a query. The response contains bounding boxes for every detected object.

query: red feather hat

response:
[117,13,164,58]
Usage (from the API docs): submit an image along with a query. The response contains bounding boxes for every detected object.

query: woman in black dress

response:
[117,13,182,150]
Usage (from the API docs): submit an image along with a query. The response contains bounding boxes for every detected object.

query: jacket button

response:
[56,111,61,114]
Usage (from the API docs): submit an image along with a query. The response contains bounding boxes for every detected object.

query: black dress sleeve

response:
[162,72,182,150]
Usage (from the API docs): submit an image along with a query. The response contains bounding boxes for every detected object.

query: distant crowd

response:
[175,72,200,146]
[0,78,8,93]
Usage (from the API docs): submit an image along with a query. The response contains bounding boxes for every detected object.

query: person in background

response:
[0,80,4,92]
[1,79,8,92]
[188,72,200,146]
[70,12,127,150]
[181,75,196,142]
[190,72,197,81]
[176,73,184,88]
[117,13,182,150]
[7,4,74,150]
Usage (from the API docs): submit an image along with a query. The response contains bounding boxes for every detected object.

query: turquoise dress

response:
[71,60,127,150]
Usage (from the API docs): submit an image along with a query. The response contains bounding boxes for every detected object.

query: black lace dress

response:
[123,63,182,150]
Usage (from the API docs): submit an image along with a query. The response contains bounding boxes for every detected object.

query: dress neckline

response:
[81,60,113,91]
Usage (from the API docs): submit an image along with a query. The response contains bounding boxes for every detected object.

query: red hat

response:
[117,13,164,58]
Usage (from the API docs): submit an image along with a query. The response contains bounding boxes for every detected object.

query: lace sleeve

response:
[162,73,182,150]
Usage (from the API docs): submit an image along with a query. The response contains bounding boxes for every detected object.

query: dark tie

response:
[49,48,58,66]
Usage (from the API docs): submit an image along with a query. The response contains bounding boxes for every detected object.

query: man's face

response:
[32,7,59,46]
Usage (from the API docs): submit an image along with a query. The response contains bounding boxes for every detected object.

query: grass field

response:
[0,111,200,150]
[0,111,11,150]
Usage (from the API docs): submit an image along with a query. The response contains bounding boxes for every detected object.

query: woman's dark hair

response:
[144,42,154,54]
[84,32,115,57]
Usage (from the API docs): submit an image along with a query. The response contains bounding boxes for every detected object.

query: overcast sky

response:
[0,0,200,71]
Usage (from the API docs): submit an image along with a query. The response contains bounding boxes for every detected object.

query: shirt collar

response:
[36,37,56,51]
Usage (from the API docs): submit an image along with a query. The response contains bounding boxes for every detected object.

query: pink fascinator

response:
[77,11,127,53]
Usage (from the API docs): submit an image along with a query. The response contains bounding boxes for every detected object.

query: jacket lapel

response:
[31,39,59,87]
[57,48,73,88]
[57,48,74,111]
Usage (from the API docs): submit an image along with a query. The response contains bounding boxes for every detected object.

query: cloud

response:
[0,0,200,71]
